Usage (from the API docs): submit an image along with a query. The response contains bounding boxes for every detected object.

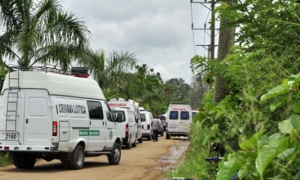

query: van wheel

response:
[160,132,164,137]
[138,137,143,143]
[69,145,85,170]
[147,136,152,141]
[166,133,170,139]
[108,142,121,165]
[11,153,23,168]
[132,137,137,147]
[12,153,36,169]
[18,154,36,169]
[126,141,131,149]
[126,135,131,149]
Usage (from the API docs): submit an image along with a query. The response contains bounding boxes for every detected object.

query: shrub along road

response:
[0,135,189,180]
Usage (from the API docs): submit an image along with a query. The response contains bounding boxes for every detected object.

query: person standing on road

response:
[151,118,161,142]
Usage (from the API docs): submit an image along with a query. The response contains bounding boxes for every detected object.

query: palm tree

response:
[87,50,138,91]
[0,0,90,70]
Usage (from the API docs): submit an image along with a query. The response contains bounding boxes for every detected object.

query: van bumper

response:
[0,144,59,152]
[166,131,189,137]
[142,130,151,137]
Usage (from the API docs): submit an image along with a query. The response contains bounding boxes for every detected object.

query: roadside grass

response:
[0,153,11,167]
[166,123,217,180]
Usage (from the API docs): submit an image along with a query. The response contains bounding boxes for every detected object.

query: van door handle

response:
[26,119,28,124]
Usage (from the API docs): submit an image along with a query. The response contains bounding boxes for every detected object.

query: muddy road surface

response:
[0,136,189,180]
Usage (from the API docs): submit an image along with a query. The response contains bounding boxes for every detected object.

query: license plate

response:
[1,132,18,140]
[169,125,177,129]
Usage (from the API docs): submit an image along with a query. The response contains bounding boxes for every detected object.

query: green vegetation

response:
[0,153,11,167]
[170,0,300,180]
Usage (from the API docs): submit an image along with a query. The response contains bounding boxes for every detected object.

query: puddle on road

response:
[154,137,189,172]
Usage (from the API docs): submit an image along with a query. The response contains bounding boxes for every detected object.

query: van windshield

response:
[112,111,126,122]
[140,113,146,122]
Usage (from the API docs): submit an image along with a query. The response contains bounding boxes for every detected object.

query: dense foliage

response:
[0,0,90,70]
[171,1,300,180]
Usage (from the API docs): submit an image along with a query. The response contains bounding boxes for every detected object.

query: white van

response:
[139,108,153,140]
[111,108,138,149]
[0,70,122,170]
[165,103,192,139]
[108,98,142,143]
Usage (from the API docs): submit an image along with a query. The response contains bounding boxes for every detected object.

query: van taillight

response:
[125,124,129,136]
[147,124,150,130]
[53,121,57,136]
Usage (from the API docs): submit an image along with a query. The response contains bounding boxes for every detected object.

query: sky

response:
[61,0,210,84]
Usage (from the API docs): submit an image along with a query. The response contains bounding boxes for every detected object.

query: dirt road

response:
[0,136,189,180]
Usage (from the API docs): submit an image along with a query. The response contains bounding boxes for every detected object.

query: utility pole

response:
[191,0,217,60]
[191,0,218,95]
[210,0,215,59]
[213,1,236,103]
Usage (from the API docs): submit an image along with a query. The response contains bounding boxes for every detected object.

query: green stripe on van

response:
[79,130,100,136]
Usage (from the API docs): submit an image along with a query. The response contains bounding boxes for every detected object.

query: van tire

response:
[14,153,36,169]
[11,153,23,168]
[69,145,85,170]
[166,133,170,139]
[126,142,131,149]
[126,135,131,149]
[108,142,121,165]
[132,137,137,147]
[138,137,143,143]
[20,154,36,169]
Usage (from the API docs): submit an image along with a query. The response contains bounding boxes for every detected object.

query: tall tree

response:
[0,0,90,70]
[213,1,236,103]
[165,78,190,103]
[86,50,137,92]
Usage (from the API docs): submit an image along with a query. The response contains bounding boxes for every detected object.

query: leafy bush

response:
[217,72,300,179]
[0,153,11,167]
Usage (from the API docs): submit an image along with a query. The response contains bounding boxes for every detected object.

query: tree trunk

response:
[213,3,236,103]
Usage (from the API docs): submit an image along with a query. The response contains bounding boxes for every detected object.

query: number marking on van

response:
[1,133,18,140]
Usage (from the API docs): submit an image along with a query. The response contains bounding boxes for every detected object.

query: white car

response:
[112,108,138,149]
[140,109,154,140]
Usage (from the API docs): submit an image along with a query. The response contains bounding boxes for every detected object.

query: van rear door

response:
[178,110,191,133]
[24,89,53,146]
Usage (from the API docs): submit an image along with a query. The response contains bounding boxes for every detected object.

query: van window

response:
[104,102,115,122]
[140,113,146,122]
[87,101,103,120]
[149,113,153,119]
[112,110,126,122]
[181,111,190,120]
[169,111,178,120]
